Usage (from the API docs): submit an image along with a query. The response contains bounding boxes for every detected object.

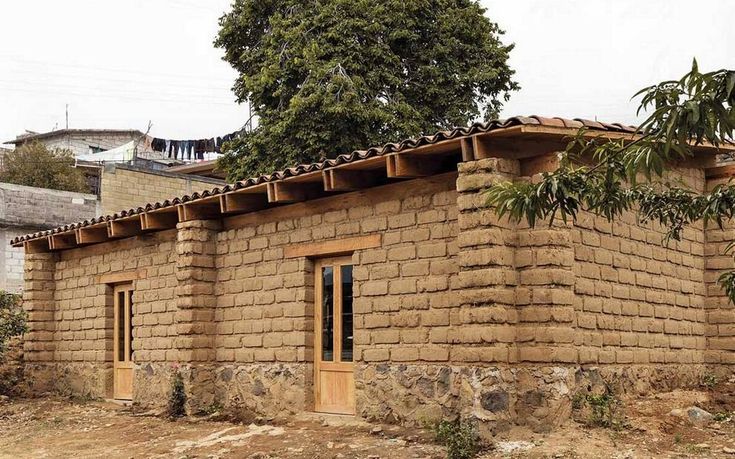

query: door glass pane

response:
[340,265,354,362]
[128,290,134,362]
[117,291,125,362]
[321,266,334,361]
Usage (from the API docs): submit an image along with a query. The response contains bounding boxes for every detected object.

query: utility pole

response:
[65,104,69,130]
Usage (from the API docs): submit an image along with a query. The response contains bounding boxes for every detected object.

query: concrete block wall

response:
[0,182,98,293]
[100,164,223,215]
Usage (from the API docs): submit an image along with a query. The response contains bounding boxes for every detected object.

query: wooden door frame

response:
[113,283,134,400]
[313,256,355,414]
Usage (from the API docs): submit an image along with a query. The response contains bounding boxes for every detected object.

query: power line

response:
[0,79,236,102]
[0,55,235,84]
[0,85,241,106]
[5,68,235,92]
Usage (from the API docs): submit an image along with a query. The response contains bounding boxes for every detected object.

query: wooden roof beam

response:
[108,218,143,239]
[140,210,179,231]
[75,225,110,245]
[386,154,446,178]
[322,168,384,192]
[219,192,269,214]
[24,238,51,253]
[267,181,325,204]
[177,199,223,222]
[49,233,77,250]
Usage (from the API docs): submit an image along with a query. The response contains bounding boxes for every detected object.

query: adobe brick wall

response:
[20,160,732,431]
[99,164,223,215]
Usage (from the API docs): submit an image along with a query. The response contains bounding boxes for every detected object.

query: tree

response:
[215,0,518,180]
[0,291,25,359]
[0,142,90,193]
[486,60,735,300]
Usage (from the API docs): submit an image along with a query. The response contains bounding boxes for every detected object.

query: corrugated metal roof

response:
[12,115,637,246]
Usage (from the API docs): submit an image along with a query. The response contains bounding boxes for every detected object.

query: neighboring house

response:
[13,116,735,435]
[167,159,226,179]
[0,182,98,293]
[6,128,151,157]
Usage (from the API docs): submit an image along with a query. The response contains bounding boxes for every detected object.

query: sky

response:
[0,0,732,145]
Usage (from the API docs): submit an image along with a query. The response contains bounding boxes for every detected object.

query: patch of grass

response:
[433,419,482,459]
[701,373,717,388]
[714,411,733,422]
[201,401,223,416]
[167,367,186,419]
[674,433,682,444]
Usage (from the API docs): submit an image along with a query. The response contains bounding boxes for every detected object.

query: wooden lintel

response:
[99,269,145,284]
[49,233,77,250]
[284,234,381,258]
[521,153,561,177]
[267,181,324,203]
[322,168,382,191]
[108,219,143,239]
[219,192,268,214]
[177,202,222,222]
[140,211,179,230]
[24,239,51,253]
[386,154,444,178]
[75,225,110,245]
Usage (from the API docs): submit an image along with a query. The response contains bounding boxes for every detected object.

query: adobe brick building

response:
[13,116,735,433]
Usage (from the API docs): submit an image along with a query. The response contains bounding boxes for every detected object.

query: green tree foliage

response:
[0,142,90,193]
[215,0,518,180]
[487,60,735,299]
[0,291,26,358]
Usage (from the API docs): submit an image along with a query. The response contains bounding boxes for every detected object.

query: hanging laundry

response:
[152,138,165,152]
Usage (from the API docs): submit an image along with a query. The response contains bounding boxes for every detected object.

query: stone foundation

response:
[356,363,710,435]
[23,362,110,399]
[134,362,309,420]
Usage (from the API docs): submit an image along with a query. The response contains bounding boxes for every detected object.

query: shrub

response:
[575,391,626,430]
[0,291,26,359]
[167,367,186,419]
[433,419,481,459]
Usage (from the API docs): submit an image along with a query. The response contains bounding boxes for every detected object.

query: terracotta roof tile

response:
[12,115,637,246]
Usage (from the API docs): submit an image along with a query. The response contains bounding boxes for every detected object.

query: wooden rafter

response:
[219,192,268,214]
[108,218,143,239]
[140,210,179,231]
[386,154,445,178]
[49,233,77,250]
[24,238,50,254]
[267,181,324,203]
[322,168,383,191]
[75,225,110,245]
[177,197,222,222]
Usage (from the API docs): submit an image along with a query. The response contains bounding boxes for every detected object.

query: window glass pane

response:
[340,265,353,362]
[117,291,125,362]
[128,290,134,362]
[321,267,334,361]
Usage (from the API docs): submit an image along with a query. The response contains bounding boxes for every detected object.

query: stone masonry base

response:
[24,362,711,435]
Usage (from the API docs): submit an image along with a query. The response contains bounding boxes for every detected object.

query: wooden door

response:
[314,257,355,415]
[113,284,134,400]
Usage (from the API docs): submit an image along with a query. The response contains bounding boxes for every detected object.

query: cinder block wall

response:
[99,164,224,214]
[0,182,98,293]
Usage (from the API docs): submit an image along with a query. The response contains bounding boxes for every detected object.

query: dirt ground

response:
[2,379,735,459]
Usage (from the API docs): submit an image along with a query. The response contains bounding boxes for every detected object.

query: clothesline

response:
[147,128,244,160]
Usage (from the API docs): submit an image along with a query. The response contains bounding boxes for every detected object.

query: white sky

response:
[0,0,732,144]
